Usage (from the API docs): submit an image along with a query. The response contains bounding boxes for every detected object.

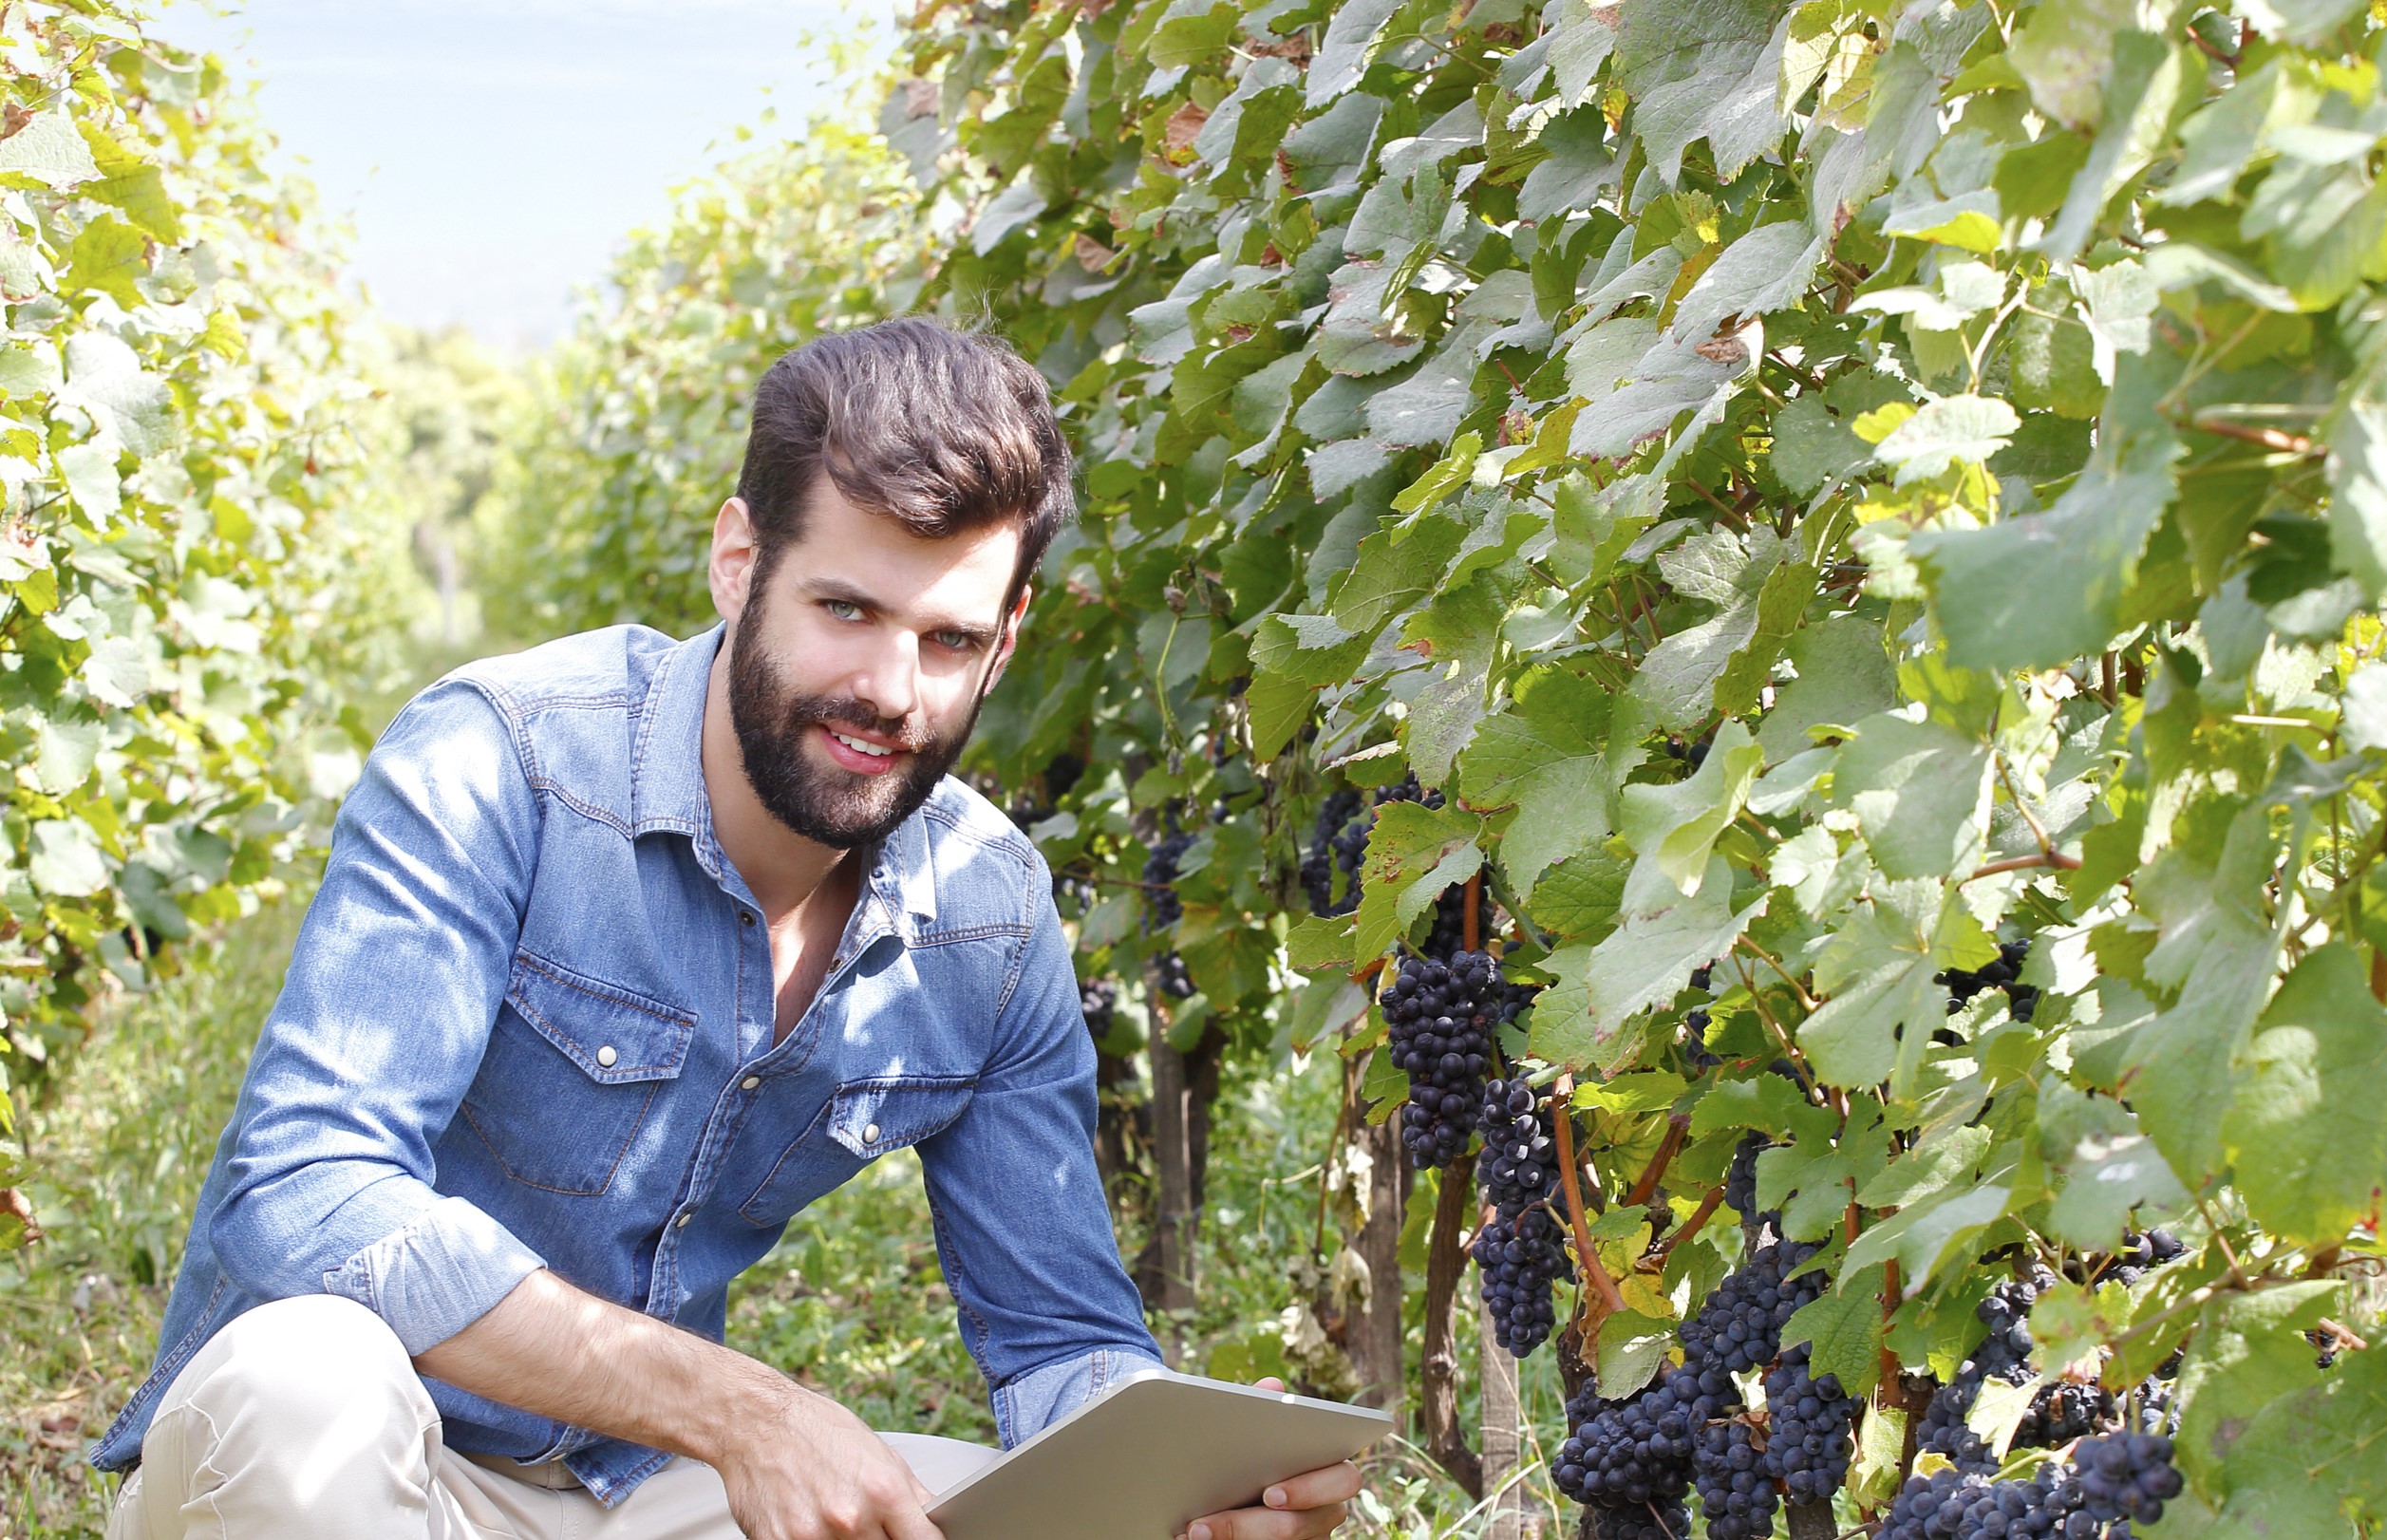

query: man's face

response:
[723,481,1024,848]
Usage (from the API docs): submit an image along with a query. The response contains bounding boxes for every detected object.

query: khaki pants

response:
[107,1295,991,1539]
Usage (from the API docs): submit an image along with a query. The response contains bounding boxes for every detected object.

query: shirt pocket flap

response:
[504,954,697,1084]
[826,1077,976,1157]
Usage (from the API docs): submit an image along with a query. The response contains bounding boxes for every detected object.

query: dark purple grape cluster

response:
[1694,1419,1777,1540]
[1762,1343,1854,1504]
[2017,1379,2114,1448]
[1724,1130,1773,1222]
[1473,1203,1572,1357]
[2072,1433,2184,1530]
[1381,950,1496,1170]
[1152,951,1194,1000]
[1143,829,1193,931]
[1555,1364,1718,1507]
[1879,1466,2088,1540]
[1475,1078,1559,1213]
[2104,1229,2185,1287]
[1080,976,1117,1039]
[1680,1008,1722,1074]
[1422,882,1474,959]
[1918,1267,2058,1470]
[1301,789,1363,916]
[1938,936,2039,1023]
[1679,1236,1826,1374]
[1587,1498,1692,1540]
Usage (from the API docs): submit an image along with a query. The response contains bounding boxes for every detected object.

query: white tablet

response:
[915,1367,1392,1540]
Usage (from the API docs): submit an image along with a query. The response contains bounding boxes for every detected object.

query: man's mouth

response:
[817,723,908,776]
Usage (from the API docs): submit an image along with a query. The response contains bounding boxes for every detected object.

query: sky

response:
[160,0,893,352]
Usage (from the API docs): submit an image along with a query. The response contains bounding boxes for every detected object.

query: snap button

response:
[742,1076,761,1091]
[596,1044,618,1068]
[740,911,755,926]
[863,1122,882,1143]
[676,1211,693,1228]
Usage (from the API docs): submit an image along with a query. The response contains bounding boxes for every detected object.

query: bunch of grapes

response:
[1938,936,2039,1023]
[2016,1379,2114,1448]
[1761,1343,1855,1504]
[2103,1229,2185,1287]
[1693,1420,1777,1540]
[1144,830,1195,1000]
[1879,1465,2089,1540]
[1724,1131,1774,1222]
[1080,976,1117,1040]
[1381,950,1497,1170]
[1301,789,1364,916]
[1678,1235,1827,1374]
[1421,882,1475,959]
[1555,1365,1715,1507]
[2071,1434,2185,1530]
[1473,1204,1572,1356]
[1680,1007,1722,1075]
[1475,1078,1559,1213]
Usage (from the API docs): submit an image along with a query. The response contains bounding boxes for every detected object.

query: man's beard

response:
[725,621,983,849]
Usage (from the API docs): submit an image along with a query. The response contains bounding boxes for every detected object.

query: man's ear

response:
[709,497,759,627]
[982,583,1033,695]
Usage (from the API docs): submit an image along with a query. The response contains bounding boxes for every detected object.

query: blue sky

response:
[161,0,892,351]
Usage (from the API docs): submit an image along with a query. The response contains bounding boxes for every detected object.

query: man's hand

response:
[1175,1378,1364,1540]
[714,1380,943,1540]
[417,1269,945,1540]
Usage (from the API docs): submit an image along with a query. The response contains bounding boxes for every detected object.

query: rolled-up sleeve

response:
[916,872,1165,1447]
[208,681,546,1355]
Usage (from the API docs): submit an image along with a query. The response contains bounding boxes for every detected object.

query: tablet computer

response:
[918,1367,1392,1540]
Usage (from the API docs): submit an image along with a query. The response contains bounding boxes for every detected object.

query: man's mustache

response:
[782,692,930,753]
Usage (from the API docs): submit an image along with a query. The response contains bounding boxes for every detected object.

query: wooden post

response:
[1149,1004,1197,1323]
[1419,1155,1482,1496]
[1350,1114,1406,1409]
[1481,1301,1521,1540]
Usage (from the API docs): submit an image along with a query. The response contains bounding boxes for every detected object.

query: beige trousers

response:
[106,1295,989,1540]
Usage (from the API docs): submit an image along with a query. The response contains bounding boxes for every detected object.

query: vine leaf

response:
[1535,856,1765,1072]
[1354,799,1484,960]
[1617,719,1764,900]
[1782,1262,1888,1398]
[1829,712,1993,882]
[2220,944,2387,1249]
[1460,665,1646,893]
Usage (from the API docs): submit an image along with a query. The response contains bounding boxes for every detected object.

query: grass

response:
[0,892,1581,1540]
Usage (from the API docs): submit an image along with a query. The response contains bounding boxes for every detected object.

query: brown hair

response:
[735,315,1075,608]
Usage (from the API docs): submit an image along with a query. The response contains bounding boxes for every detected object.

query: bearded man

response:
[89,317,1362,1540]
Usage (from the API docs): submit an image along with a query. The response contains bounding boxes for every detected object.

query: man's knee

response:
[155,1294,432,1458]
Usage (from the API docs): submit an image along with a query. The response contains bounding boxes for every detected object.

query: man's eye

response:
[825,599,862,621]
[934,629,974,649]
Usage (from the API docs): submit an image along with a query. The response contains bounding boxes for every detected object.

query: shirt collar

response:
[630,622,939,930]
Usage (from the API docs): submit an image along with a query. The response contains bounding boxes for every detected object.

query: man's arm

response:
[417,1268,942,1540]
[207,683,548,1350]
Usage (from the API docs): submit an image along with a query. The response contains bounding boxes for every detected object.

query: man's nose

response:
[851,630,921,725]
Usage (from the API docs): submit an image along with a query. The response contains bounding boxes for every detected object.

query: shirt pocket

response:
[738,1075,976,1226]
[460,952,698,1196]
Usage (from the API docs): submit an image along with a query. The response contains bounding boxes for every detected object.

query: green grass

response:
[0,893,1580,1540]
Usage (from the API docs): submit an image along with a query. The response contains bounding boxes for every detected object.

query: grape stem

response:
[1965,851,2081,880]
[1649,1185,1724,1261]
[1551,1075,1628,1319]
[1625,1116,1687,1207]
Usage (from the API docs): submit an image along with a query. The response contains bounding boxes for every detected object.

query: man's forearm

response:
[412,1267,790,1467]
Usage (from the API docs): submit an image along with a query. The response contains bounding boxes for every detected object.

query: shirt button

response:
[863,1122,882,1143]
[596,1045,618,1068]
[676,1211,693,1228]
[742,1076,761,1091]
[740,911,755,926]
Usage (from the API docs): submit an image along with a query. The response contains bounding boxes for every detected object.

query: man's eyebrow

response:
[801,577,1001,646]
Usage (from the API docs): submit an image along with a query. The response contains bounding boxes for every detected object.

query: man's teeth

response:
[831,730,895,758]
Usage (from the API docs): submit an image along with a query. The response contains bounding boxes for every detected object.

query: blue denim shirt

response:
[90,622,1163,1505]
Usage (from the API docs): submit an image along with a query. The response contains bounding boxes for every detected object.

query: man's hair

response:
[734,316,1075,608]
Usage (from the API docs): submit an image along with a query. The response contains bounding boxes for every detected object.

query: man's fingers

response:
[1259,1459,1363,1512]
[1180,1499,1350,1540]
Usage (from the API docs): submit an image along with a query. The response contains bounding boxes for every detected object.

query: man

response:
[91,317,1363,1540]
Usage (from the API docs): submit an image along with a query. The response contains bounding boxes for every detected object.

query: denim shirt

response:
[90,622,1162,1505]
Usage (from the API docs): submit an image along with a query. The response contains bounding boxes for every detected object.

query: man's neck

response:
[701,639,855,922]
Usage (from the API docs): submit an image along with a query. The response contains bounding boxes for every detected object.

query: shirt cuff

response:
[322,1193,547,1355]
[990,1346,1170,1448]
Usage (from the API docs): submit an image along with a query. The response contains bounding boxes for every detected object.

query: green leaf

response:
[1534,858,1766,1072]
[1330,516,1467,633]
[1829,712,1993,882]
[1871,394,2020,485]
[1617,719,1765,898]
[1354,800,1484,960]
[64,215,148,308]
[1461,666,1645,892]
[1757,615,1894,761]
[1670,222,1822,342]
[1783,1265,1888,1397]
[1251,612,1370,686]
[2221,945,2387,1249]
[28,819,108,897]
[1910,439,2180,669]
[1798,877,1973,1099]
[1527,849,1630,940]
[1595,1309,1680,1399]
[2173,1282,2340,1493]
[0,111,102,187]
[1769,394,1871,498]
[1306,0,1409,105]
